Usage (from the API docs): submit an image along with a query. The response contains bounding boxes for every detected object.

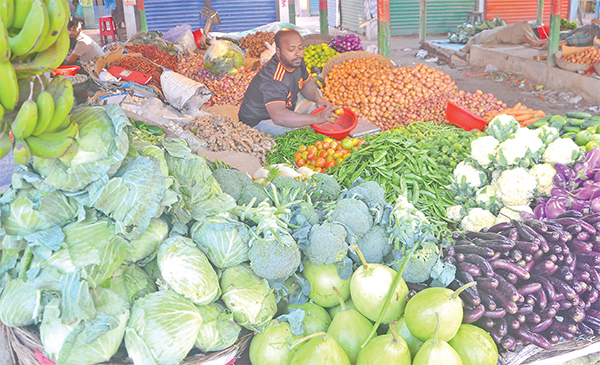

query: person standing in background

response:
[112,0,125,30]
[71,0,85,27]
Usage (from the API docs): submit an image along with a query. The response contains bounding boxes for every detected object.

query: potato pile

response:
[323,59,458,129]
[561,47,600,65]
[239,31,275,58]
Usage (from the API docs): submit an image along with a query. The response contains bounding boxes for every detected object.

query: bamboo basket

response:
[322,51,393,79]
[0,322,252,365]
[302,34,334,48]
[555,51,593,73]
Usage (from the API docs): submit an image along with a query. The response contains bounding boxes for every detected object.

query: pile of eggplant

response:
[443,212,600,354]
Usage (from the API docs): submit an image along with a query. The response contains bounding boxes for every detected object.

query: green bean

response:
[265,129,323,165]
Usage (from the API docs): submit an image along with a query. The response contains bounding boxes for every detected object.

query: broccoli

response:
[306,222,348,266]
[344,180,386,209]
[290,201,321,227]
[393,240,440,284]
[238,183,272,207]
[307,173,341,203]
[354,225,391,264]
[267,176,307,205]
[248,231,301,280]
[212,168,253,200]
[330,198,373,238]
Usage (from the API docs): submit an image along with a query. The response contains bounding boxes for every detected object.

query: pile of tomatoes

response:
[293,137,365,173]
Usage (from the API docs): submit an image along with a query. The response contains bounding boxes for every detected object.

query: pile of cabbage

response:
[0,105,455,365]
[448,15,507,44]
[446,114,582,231]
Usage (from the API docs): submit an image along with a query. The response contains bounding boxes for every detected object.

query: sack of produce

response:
[204,40,246,75]
[160,71,211,111]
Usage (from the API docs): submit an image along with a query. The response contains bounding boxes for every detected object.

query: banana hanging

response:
[0,59,18,110]
[32,76,54,135]
[10,81,37,138]
[12,0,33,30]
[13,137,30,165]
[9,0,49,58]
[34,0,67,53]
[0,0,15,29]
[0,13,9,60]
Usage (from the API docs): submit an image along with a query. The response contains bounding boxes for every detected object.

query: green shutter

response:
[341,0,365,34]
[390,0,476,35]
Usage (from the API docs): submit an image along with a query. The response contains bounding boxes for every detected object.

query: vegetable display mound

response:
[561,47,600,65]
[322,59,457,130]
[125,43,180,70]
[266,129,325,166]
[183,114,272,164]
[328,34,363,53]
[333,122,475,237]
[304,43,339,70]
[177,54,258,106]
[239,31,275,58]
[112,56,164,91]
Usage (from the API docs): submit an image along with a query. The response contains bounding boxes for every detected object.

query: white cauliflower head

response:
[529,163,557,196]
[513,128,544,154]
[495,205,534,224]
[496,138,529,167]
[471,136,500,168]
[538,125,560,144]
[496,168,538,206]
[453,161,487,188]
[461,208,497,232]
[543,138,582,165]
[475,185,502,213]
[446,205,465,222]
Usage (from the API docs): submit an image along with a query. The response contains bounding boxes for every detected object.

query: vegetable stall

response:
[1,8,600,365]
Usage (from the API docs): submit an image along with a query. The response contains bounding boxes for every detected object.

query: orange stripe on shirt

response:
[273,64,285,81]
[265,100,285,106]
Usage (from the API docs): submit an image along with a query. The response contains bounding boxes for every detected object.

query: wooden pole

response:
[289,0,296,24]
[547,0,561,66]
[137,0,147,32]
[419,0,426,43]
[319,0,328,34]
[377,0,390,59]
[536,0,544,26]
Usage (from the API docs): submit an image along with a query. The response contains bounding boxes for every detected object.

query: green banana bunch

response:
[12,0,33,30]
[9,0,49,58]
[0,12,9,60]
[13,137,30,164]
[33,0,67,53]
[25,126,75,158]
[11,81,37,138]
[0,0,15,29]
[0,122,12,160]
[0,59,18,110]
[32,76,54,135]
[13,21,69,77]
[45,78,72,133]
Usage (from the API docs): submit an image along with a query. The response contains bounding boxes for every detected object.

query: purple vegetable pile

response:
[328,34,363,53]
[443,212,600,354]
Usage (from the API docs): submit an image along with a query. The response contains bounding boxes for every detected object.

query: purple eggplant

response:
[513,329,551,350]
[533,260,556,275]
[517,304,534,315]
[504,272,519,285]
[476,277,499,291]
[488,326,503,344]
[505,315,521,330]
[551,321,578,334]
[515,240,539,253]
[530,318,553,333]
[454,244,495,258]
[501,335,516,350]
[534,203,546,219]
[559,265,574,281]
[523,219,548,233]
[487,222,514,232]
[494,273,519,302]
[582,212,600,224]
[463,304,485,324]
[546,197,570,219]
[511,249,524,262]
[480,291,497,310]
[476,317,495,329]
[542,230,561,242]
[484,308,507,319]
[476,239,516,251]
[518,282,542,296]
[526,313,541,324]
[540,305,558,319]
[557,210,585,219]
[458,262,482,277]
[464,254,495,277]
[558,330,576,340]
[553,217,597,234]
[570,306,586,322]
[449,279,481,307]
[587,288,599,304]
[481,288,519,314]
[554,163,575,180]
[578,322,594,336]
[536,288,548,310]
[547,331,560,344]
[559,300,573,310]
[534,276,557,302]
[564,223,583,234]
[491,259,530,280]
[577,231,591,241]
[548,277,577,300]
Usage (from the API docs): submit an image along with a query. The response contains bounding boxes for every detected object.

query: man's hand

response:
[315,98,331,108]
[313,106,338,125]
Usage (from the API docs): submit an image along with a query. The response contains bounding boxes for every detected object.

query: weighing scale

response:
[200,7,221,49]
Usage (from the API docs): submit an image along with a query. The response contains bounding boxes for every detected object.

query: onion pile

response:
[561,47,600,65]
[239,31,275,58]
[450,90,506,119]
[323,59,457,130]
[177,54,258,106]
[328,34,363,53]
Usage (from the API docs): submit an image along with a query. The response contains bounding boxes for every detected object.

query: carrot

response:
[515,114,534,123]
[512,103,523,111]
[509,110,535,116]
[521,117,540,126]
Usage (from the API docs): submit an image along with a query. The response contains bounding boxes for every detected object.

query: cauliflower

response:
[475,185,502,213]
[513,128,544,154]
[446,205,465,222]
[543,138,582,165]
[471,136,500,168]
[538,126,559,144]
[496,168,537,206]
[495,205,534,225]
[453,161,487,188]
[529,163,556,196]
[486,115,520,142]
[461,208,497,232]
[496,138,529,167]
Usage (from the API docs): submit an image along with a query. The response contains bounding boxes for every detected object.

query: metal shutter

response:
[390,0,476,35]
[485,0,570,24]
[341,0,364,34]
[145,0,203,33]
[208,0,277,32]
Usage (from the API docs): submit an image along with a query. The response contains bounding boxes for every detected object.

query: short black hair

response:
[274,28,302,49]
[68,20,80,29]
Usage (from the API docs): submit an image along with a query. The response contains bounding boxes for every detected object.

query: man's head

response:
[67,20,81,38]
[274,28,303,69]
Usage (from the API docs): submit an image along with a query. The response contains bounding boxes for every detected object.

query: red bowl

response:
[310,106,358,139]
[445,101,488,131]
[52,65,80,77]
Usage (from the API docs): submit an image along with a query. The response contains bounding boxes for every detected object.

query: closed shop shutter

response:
[485,0,570,24]
[328,0,339,27]
[207,0,277,32]
[310,0,319,15]
[341,0,364,34]
[145,0,203,33]
[390,0,476,35]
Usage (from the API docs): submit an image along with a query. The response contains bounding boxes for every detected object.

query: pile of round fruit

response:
[304,44,339,72]
[293,137,365,173]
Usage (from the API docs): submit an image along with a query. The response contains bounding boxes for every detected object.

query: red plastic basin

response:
[52,65,80,76]
[445,101,488,131]
[310,106,358,139]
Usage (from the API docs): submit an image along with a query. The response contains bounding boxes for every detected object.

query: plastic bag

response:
[163,24,193,42]
[160,71,211,111]
[176,30,198,54]
[260,42,276,65]
[203,40,245,75]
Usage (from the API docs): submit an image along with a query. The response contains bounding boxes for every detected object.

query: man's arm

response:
[266,101,338,128]
[300,78,331,108]
[66,53,80,64]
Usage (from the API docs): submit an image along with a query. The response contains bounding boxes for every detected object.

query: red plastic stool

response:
[99,16,117,45]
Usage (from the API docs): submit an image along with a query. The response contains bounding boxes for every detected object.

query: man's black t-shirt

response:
[238,56,310,127]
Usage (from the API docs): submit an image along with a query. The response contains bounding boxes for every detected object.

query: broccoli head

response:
[290,201,321,227]
[306,222,348,266]
[212,168,252,200]
[307,173,341,203]
[354,225,391,264]
[345,180,387,209]
[238,183,272,207]
[330,198,373,238]
[393,240,439,284]
[268,176,307,205]
[248,232,301,280]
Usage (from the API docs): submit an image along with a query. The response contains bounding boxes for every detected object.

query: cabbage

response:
[127,218,168,262]
[40,287,129,365]
[109,264,157,304]
[0,278,40,327]
[157,236,220,305]
[220,264,277,332]
[195,302,241,352]
[190,216,250,269]
[125,290,202,365]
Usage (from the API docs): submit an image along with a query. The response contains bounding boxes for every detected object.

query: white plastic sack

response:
[176,30,198,54]
[260,42,276,65]
[163,24,193,42]
[160,71,211,111]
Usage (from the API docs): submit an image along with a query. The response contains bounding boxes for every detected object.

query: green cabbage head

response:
[190,216,250,269]
[195,302,241,352]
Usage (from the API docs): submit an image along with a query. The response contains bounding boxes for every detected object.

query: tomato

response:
[330,141,339,150]
[356,139,366,147]
[327,148,335,156]
[307,145,317,153]
[294,151,302,161]
[298,145,307,152]
[323,137,333,143]
[339,148,350,156]
[327,160,336,169]
[319,150,329,159]
[351,138,359,147]
[316,157,326,168]
[296,158,306,167]
[341,139,353,150]
[322,141,331,150]
[335,108,344,116]
[301,151,308,159]
[332,151,343,160]
[306,151,316,161]
[335,157,343,164]
[315,141,323,150]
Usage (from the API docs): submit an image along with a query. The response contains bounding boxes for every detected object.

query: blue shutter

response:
[310,0,319,15]
[327,0,338,27]
[145,0,203,33]
[208,0,277,33]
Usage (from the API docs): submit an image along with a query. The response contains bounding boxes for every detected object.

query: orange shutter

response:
[485,0,569,25]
